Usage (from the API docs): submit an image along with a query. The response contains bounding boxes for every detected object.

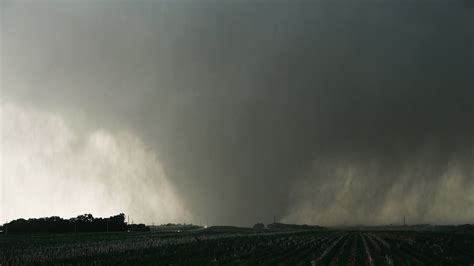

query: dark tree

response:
[2,213,133,234]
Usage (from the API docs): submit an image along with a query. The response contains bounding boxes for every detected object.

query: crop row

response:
[1,230,473,265]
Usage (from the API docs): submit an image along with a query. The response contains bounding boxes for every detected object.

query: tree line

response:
[0,213,149,234]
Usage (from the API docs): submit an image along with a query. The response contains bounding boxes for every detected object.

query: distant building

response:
[253,223,265,229]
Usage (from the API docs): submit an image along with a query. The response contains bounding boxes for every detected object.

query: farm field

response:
[1,228,474,265]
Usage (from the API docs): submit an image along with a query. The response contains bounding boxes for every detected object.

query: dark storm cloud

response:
[2,0,473,225]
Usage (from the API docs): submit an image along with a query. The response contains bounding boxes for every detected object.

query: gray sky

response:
[1,0,473,226]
